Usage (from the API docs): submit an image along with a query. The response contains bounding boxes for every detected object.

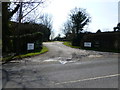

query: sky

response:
[9,0,119,37]
[118,1,120,22]
[40,0,119,37]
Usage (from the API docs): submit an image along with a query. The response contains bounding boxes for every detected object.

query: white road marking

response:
[55,74,120,85]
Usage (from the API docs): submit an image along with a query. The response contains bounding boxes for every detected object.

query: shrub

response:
[9,32,43,54]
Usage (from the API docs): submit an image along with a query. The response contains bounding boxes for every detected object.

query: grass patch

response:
[63,41,119,53]
[1,56,13,61]
[14,46,48,59]
[2,46,48,63]
[63,41,80,49]
[14,46,48,58]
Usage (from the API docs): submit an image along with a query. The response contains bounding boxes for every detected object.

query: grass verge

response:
[2,46,48,63]
[63,41,80,49]
[14,46,48,59]
[63,41,119,53]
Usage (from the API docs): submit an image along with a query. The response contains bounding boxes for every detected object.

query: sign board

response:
[27,43,34,50]
[84,42,91,47]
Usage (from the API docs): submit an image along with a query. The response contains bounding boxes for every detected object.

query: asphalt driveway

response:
[2,41,119,88]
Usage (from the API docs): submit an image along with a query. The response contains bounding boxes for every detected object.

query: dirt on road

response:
[30,41,118,63]
[2,41,118,88]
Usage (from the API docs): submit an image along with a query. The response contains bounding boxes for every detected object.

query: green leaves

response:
[70,7,91,35]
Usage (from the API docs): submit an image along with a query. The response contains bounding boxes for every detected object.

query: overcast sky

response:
[40,0,119,37]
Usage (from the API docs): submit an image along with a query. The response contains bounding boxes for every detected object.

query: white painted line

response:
[55,74,120,85]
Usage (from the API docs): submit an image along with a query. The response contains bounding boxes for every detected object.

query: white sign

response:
[84,42,91,47]
[27,43,34,50]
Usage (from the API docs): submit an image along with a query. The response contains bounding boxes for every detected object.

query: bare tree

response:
[7,0,46,54]
[38,13,53,41]
[40,13,53,30]
[10,0,46,23]
[62,20,73,36]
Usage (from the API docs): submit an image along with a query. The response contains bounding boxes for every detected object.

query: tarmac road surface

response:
[2,41,119,88]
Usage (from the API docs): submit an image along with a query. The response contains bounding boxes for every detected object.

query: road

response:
[2,41,119,88]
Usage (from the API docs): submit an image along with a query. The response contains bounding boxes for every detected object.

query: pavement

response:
[1,41,119,88]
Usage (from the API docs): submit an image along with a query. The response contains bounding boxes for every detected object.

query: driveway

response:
[28,41,117,63]
[2,41,119,88]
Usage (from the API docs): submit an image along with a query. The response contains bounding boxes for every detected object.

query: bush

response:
[72,38,80,46]
[72,33,85,46]
[9,32,43,54]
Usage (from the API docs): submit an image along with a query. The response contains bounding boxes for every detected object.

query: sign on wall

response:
[27,43,34,50]
[84,42,91,47]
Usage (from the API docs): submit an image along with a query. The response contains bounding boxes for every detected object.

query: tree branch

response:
[9,4,20,19]
[21,2,42,19]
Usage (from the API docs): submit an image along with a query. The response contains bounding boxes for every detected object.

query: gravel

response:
[30,41,118,63]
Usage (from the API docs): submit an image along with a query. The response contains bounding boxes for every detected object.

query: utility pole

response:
[16,2,23,55]
[19,2,23,23]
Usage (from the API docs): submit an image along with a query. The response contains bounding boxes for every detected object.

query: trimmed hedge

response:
[9,32,43,54]
[72,33,85,46]
[81,32,120,51]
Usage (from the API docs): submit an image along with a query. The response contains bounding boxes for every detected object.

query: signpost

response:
[84,42,92,47]
[27,43,34,50]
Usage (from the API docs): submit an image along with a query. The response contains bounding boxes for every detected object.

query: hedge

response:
[9,32,43,54]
